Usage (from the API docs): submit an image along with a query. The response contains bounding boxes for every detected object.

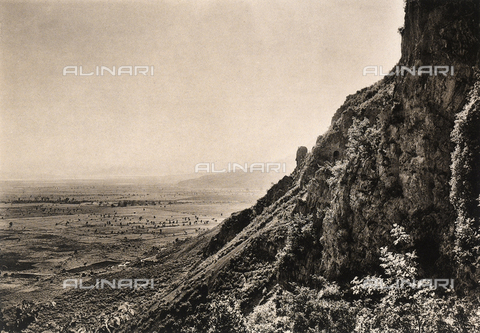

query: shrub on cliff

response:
[450,77,480,286]
[351,224,475,333]
[246,280,355,333]
[207,295,247,333]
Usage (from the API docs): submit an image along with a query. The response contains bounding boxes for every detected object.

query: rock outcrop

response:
[126,1,480,331]
[295,146,308,167]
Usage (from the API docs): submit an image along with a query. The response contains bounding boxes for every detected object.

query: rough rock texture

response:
[125,1,480,331]
[295,146,308,167]
[294,0,480,281]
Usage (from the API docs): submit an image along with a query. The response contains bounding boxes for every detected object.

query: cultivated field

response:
[0,180,262,307]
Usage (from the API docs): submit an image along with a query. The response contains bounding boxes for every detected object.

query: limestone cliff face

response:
[199,0,480,284]
[292,0,480,282]
[129,1,480,331]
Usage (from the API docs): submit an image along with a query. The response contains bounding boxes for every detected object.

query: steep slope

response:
[118,1,480,331]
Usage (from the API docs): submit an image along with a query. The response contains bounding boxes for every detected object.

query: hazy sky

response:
[0,0,404,180]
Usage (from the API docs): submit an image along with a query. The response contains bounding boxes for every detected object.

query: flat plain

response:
[0,179,262,307]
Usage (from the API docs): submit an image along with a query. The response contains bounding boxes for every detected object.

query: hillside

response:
[123,0,479,331]
[119,1,479,331]
[2,0,479,332]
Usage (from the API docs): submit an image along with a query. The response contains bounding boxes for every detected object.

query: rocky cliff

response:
[296,0,480,282]
[125,0,480,331]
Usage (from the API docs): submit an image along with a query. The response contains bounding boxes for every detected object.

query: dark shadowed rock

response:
[295,146,308,167]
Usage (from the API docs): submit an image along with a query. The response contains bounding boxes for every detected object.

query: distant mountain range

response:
[176,170,290,190]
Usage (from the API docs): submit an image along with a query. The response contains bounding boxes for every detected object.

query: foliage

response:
[350,224,472,333]
[246,298,291,333]
[325,117,382,194]
[275,214,315,272]
[449,78,480,270]
[246,281,355,333]
[345,117,382,167]
[207,295,247,333]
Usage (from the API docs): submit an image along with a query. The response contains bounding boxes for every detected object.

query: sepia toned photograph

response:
[1,0,479,332]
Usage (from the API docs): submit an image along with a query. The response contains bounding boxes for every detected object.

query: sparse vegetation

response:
[450,77,480,284]
[211,224,480,333]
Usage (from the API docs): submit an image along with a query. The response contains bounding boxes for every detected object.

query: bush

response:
[351,224,472,333]
[207,295,247,333]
